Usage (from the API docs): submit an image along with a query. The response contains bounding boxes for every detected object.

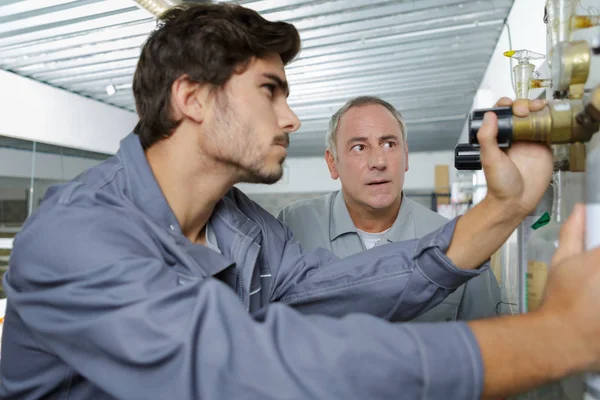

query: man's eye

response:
[263,84,276,94]
[351,144,365,152]
[383,141,396,148]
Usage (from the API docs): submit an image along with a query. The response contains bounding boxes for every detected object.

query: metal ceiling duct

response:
[133,0,212,17]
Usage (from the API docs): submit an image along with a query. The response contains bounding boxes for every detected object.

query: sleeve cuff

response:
[415,217,488,290]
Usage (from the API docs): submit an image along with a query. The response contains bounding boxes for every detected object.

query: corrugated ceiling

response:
[0,0,514,156]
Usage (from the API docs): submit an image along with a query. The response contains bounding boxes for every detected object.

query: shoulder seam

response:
[57,163,123,205]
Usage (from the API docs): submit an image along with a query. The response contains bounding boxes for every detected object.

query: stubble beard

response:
[210,93,285,185]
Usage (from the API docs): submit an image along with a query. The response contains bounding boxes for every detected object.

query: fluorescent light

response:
[132,0,213,17]
[0,238,13,250]
[105,84,116,96]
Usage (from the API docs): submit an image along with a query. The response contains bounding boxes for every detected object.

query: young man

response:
[1,4,599,400]
[278,96,501,323]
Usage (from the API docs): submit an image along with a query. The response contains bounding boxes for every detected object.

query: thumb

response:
[477,112,503,169]
[552,203,585,266]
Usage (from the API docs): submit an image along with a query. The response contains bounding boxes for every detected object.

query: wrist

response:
[533,310,594,378]
[478,196,525,227]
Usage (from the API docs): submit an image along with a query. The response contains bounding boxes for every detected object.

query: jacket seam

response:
[93,163,123,191]
[457,324,482,400]
[405,325,428,400]
[62,367,75,400]
[57,164,123,205]
[280,269,411,302]
[415,247,479,288]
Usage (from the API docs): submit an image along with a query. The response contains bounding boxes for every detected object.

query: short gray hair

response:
[326,96,407,159]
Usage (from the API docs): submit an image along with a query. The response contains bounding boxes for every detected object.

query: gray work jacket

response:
[0,133,484,400]
[278,191,501,322]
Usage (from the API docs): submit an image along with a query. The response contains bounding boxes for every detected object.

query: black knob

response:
[454,143,482,170]
[468,106,514,147]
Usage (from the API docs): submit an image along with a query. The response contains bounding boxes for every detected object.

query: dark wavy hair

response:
[132,3,301,148]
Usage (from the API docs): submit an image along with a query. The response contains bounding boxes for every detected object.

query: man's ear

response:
[325,149,339,180]
[170,75,209,124]
[404,142,409,172]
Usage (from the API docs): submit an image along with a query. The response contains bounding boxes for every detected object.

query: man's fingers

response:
[493,97,513,107]
[477,112,503,167]
[530,99,546,111]
[552,203,585,266]
[512,99,546,117]
[512,99,530,116]
[491,98,546,115]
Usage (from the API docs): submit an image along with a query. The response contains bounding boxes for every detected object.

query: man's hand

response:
[539,204,600,371]
[446,97,553,270]
[471,205,600,399]
[478,97,553,218]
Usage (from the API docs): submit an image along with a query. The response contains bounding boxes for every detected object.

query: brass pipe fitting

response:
[469,99,599,147]
[552,41,591,93]
[512,99,598,144]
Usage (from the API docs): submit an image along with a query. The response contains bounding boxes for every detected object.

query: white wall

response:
[403,151,456,190]
[0,148,105,214]
[0,147,102,181]
[0,69,137,154]
[0,145,455,196]
[237,150,455,194]
[237,157,339,194]
[0,186,25,201]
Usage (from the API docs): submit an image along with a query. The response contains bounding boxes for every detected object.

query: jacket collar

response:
[118,133,182,234]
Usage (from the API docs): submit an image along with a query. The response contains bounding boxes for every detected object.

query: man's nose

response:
[368,150,387,170]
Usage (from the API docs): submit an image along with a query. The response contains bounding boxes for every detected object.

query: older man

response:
[278,96,501,322]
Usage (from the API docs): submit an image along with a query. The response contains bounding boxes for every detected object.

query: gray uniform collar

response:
[119,133,182,234]
[330,190,417,243]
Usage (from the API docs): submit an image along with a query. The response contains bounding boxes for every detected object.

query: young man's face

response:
[203,53,301,184]
[326,104,409,212]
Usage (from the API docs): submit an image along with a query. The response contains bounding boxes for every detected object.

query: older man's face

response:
[326,104,408,212]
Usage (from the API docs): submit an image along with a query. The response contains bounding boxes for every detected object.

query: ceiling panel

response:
[0,0,514,156]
